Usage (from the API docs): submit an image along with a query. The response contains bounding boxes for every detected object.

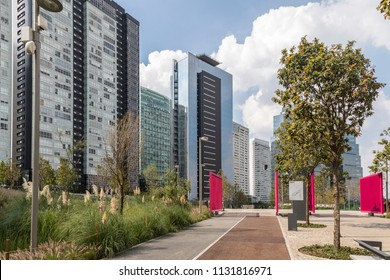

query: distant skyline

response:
[117,0,390,176]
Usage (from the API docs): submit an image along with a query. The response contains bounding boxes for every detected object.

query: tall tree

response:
[0,161,7,186]
[143,163,160,189]
[39,157,56,188]
[368,127,390,215]
[0,159,21,189]
[98,112,139,214]
[56,158,78,192]
[275,119,325,225]
[58,133,85,191]
[273,37,384,250]
[378,0,390,19]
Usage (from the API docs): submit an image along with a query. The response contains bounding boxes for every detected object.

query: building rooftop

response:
[197,54,220,67]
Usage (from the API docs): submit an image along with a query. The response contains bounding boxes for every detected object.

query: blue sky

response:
[117,0,320,63]
[116,0,390,177]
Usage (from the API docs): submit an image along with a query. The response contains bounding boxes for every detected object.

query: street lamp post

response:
[22,0,63,253]
[175,165,179,186]
[198,136,208,213]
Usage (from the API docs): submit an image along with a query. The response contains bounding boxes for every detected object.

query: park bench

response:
[354,239,390,260]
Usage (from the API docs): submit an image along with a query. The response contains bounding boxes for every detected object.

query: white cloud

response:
[359,92,390,176]
[139,0,390,174]
[240,90,280,140]
[212,0,390,173]
[140,50,187,97]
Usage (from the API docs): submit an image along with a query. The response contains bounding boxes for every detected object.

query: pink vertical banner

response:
[360,173,384,214]
[275,171,279,214]
[309,171,315,213]
[209,172,223,212]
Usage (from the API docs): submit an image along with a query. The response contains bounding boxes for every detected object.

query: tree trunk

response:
[333,171,341,250]
[120,181,124,215]
[306,175,310,225]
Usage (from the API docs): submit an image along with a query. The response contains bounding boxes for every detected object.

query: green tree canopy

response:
[273,37,384,249]
[56,158,77,192]
[378,0,390,19]
[39,157,56,188]
[143,163,160,189]
[0,159,21,189]
[275,118,326,224]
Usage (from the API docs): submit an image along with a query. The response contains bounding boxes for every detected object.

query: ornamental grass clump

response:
[110,197,119,214]
[22,178,32,200]
[40,185,53,206]
[0,240,97,260]
[84,190,91,204]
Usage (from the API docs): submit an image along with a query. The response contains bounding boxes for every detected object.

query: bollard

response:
[5,239,10,260]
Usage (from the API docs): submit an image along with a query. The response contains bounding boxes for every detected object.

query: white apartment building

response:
[233,122,249,195]
[249,138,271,202]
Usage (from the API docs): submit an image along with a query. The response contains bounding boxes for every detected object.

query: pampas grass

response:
[0,190,210,259]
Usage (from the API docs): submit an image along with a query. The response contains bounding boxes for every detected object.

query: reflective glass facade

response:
[0,0,11,160]
[343,134,363,182]
[84,1,118,179]
[5,0,139,189]
[39,0,74,169]
[140,87,171,178]
[174,53,233,201]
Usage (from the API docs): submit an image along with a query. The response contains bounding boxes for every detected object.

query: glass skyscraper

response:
[0,0,11,160]
[5,0,139,190]
[140,87,171,178]
[172,53,233,201]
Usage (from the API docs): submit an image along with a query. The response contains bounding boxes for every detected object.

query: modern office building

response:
[0,0,11,161]
[270,108,285,177]
[343,134,363,182]
[249,138,272,202]
[232,122,249,196]
[172,53,233,201]
[7,0,139,189]
[140,87,171,178]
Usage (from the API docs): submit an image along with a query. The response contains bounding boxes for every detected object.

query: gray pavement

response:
[111,215,244,260]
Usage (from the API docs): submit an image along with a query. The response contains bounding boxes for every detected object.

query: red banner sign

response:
[360,173,384,214]
[209,172,223,212]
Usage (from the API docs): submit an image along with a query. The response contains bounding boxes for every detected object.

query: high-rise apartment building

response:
[249,138,272,202]
[232,122,249,196]
[140,87,171,178]
[0,0,11,161]
[6,0,139,189]
[172,53,233,201]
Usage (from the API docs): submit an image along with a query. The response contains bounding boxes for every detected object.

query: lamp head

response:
[200,136,209,141]
[37,0,63,13]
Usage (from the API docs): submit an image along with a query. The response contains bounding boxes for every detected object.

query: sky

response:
[116,0,390,177]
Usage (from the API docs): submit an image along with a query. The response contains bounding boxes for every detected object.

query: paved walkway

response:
[112,216,243,260]
[197,216,290,260]
[112,212,290,260]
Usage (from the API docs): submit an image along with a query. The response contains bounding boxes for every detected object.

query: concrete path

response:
[111,215,243,260]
